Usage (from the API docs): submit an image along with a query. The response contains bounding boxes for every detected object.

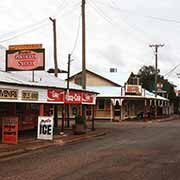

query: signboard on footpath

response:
[37,116,54,140]
[2,117,18,144]
[6,48,45,71]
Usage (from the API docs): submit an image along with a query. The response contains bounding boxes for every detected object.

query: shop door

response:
[114,101,121,119]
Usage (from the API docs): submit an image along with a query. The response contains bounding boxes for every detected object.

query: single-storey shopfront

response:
[89,85,169,121]
[68,69,169,122]
[0,71,97,144]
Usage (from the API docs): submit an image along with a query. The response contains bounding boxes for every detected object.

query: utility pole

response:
[149,44,164,119]
[82,0,86,89]
[49,17,58,77]
[66,54,71,128]
[49,17,59,129]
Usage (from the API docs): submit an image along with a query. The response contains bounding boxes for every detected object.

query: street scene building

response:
[1,1,180,179]
[68,70,170,121]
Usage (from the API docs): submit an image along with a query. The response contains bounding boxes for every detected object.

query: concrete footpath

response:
[156,114,180,122]
[0,129,108,160]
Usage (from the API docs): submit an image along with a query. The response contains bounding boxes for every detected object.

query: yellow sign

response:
[22,90,38,101]
[0,89,18,99]
[9,44,42,50]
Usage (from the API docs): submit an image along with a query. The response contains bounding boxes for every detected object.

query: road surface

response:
[1,120,180,180]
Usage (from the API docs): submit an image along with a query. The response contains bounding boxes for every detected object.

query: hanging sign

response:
[2,116,18,144]
[37,116,53,140]
[6,49,45,71]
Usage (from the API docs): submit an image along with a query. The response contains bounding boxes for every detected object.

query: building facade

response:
[69,70,169,121]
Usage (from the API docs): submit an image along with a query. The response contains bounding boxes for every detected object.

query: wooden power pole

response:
[49,17,59,129]
[49,17,58,77]
[149,44,164,119]
[82,0,86,90]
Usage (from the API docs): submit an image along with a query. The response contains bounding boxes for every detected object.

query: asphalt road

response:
[1,120,180,180]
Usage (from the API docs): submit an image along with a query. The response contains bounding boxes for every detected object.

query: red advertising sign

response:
[6,49,45,71]
[125,85,142,95]
[2,117,18,144]
[47,89,64,102]
[65,91,82,104]
[82,92,95,104]
[47,89,96,104]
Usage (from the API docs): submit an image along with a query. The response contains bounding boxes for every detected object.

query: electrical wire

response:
[90,1,157,55]
[70,14,81,55]
[0,21,49,43]
[0,0,80,43]
[94,0,180,25]
[164,64,180,77]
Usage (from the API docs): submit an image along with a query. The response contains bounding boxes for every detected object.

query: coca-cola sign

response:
[6,49,45,71]
[47,89,64,103]
[47,89,96,104]
[82,92,95,104]
[65,91,82,104]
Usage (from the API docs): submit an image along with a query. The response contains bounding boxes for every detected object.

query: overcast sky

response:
[0,0,180,87]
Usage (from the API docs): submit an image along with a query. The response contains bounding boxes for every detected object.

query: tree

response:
[138,65,176,100]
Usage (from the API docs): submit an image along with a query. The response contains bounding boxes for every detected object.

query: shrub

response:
[75,115,86,125]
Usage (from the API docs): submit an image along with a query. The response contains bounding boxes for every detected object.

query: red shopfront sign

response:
[2,116,18,144]
[47,89,64,103]
[47,89,95,104]
[82,92,95,104]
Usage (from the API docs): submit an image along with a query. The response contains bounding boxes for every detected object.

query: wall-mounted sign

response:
[0,88,18,99]
[9,44,42,50]
[47,89,64,103]
[47,89,96,105]
[125,85,142,95]
[65,91,82,104]
[22,90,38,101]
[6,49,45,71]
[2,116,18,144]
[37,116,53,140]
[82,92,96,104]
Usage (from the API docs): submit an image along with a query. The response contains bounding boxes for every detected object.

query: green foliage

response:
[138,65,176,100]
[75,115,86,125]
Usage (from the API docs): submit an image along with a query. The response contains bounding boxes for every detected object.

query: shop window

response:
[86,106,92,116]
[74,75,82,85]
[98,99,105,110]
[72,106,78,115]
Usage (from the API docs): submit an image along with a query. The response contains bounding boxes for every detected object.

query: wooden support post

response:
[92,105,95,131]
[39,104,44,116]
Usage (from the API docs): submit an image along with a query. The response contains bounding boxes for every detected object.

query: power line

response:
[0,1,80,43]
[0,21,49,43]
[164,64,180,77]
[70,14,81,55]
[93,1,180,25]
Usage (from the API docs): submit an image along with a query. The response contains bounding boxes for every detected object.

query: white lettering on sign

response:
[37,116,53,140]
[65,93,81,102]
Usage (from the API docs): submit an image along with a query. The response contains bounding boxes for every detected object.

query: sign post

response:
[37,116,54,140]
[2,116,18,144]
